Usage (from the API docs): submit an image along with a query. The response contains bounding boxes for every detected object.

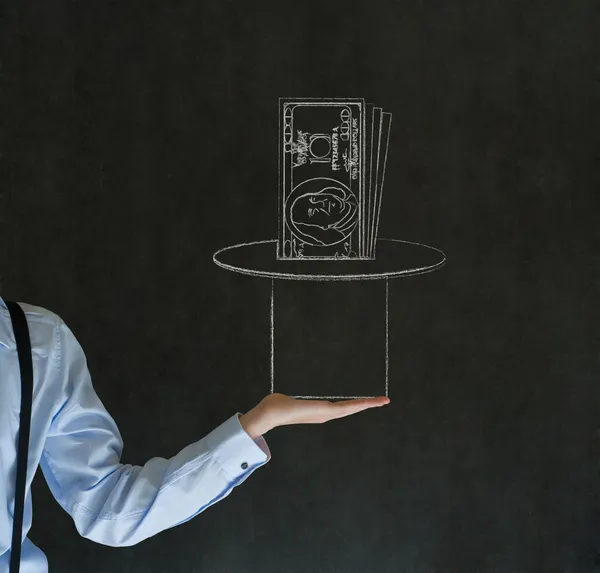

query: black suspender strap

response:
[6,301,33,573]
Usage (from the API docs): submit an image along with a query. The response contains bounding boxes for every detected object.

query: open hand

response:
[240,393,390,439]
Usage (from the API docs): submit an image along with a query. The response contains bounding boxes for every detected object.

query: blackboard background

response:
[1,1,600,571]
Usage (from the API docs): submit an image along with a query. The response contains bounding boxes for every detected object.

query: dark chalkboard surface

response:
[1,1,600,571]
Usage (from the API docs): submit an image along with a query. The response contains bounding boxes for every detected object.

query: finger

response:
[327,397,390,419]
[291,399,368,423]
[333,397,390,410]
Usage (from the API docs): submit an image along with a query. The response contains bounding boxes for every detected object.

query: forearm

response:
[42,412,270,547]
[54,452,228,547]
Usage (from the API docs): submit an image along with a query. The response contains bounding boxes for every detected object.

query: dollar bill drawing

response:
[278,97,391,260]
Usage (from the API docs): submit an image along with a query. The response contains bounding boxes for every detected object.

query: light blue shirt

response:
[0,297,271,573]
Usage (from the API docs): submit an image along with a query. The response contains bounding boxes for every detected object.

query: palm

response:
[262,392,390,427]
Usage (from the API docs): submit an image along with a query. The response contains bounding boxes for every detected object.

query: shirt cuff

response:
[204,413,271,482]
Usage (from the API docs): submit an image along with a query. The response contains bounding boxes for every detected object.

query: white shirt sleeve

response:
[39,318,271,547]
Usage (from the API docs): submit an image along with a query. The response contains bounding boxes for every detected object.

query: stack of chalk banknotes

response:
[278,98,392,260]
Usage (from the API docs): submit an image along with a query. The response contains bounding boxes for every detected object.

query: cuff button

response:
[241,462,249,470]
